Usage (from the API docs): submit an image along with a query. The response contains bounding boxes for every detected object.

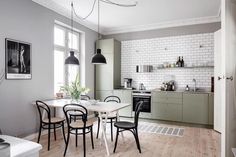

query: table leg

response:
[98,112,110,156]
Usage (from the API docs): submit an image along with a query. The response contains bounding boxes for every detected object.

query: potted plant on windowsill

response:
[60,74,89,102]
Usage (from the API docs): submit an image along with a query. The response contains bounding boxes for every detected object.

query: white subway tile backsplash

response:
[121,33,214,90]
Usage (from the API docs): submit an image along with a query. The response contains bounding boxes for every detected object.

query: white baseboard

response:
[23,114,96,141]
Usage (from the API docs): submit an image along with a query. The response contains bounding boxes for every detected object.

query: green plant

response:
[60,74,89,101]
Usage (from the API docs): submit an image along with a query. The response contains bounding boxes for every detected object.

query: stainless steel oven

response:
[132,91,151,113]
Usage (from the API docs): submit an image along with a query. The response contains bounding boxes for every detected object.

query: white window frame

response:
[54,24,81,94]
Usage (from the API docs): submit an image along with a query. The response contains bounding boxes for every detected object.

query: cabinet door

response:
[208,93,214,125]
[183,94,209,124]
[96,53,114,90]
[152,102,167,119]
[96,39,114,54]
[96,90,113,102]
[152,102,182,121]
[113,90,132,117]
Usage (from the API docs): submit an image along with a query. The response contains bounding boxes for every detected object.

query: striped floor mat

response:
[138,122,184,137]
[94,121,184,137]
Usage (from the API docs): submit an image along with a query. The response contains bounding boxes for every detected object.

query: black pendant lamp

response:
[91,0,107,64]
[65,2,79,65]
[91,49,106,64]
[65,51,79,65]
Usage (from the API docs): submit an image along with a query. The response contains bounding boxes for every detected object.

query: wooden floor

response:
[35,122,220,157]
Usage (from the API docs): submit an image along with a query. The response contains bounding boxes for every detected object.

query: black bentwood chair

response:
[63,104,95,157]
[96,95,121,141]
[69,95,91,123]
[35,100,66,151]
[113,101,144,153]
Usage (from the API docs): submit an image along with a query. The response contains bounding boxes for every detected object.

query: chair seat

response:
[114,121,136,129]
[70,118,96,128]
[43,117,65,123]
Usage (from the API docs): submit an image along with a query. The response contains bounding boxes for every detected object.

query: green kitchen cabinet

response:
[96,39,121,91]
[95,90,113,102]
[113,90,132,117]
[183,93,209,124]
[152,102,182,121]
[151,91,183,121]
[208,93,214,125]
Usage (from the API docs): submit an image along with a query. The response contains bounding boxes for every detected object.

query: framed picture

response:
[5,38,32,80]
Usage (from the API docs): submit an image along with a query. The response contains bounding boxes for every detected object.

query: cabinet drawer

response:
[152,92,182,98]
[152,102,182,121]
[152,97,182,104]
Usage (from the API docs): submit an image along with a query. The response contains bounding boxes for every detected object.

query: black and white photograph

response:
[5,38,31,79]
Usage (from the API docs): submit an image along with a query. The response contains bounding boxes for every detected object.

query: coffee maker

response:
[124,78,132,89]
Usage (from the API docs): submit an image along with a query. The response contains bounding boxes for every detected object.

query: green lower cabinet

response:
[113,90,132,117]
[183,93,209,124]
[208,93,214,125]
[152,102,182,121]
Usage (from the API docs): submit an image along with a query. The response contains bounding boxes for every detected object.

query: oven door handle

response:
[133,96,151,98]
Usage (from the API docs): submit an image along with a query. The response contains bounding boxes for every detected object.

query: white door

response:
[214,30,222,133]
[221,0,236,156]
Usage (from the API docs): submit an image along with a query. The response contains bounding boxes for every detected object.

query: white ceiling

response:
[32,0,221,35]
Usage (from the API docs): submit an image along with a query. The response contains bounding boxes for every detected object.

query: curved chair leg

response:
[37,124,42,143]
[64,130,70,156]
[76,129,78,147]
[96,118,100,139]
[62,122,66,144]
[53,124,56,141]
[133,129,141,153]
[48,124,51,151]
[90,127,94,149]
[113,128,119,153]
[83,128,86,157]
[110,119,113,141]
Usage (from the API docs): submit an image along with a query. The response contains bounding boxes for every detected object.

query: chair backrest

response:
[104,95,121,103]
[134,101,144,128]
[63,104,88,126]
[36,100,51,123]
[81,95,90,100]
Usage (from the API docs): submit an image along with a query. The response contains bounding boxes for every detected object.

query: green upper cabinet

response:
[96,39,121,91]
[183,93,209,124]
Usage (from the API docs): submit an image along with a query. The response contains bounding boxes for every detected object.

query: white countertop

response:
[0,135,42,157]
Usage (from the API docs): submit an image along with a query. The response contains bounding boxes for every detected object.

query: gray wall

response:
[104,22,221,41]
[0,0,97,137]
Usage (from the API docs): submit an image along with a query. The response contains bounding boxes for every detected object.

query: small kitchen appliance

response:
[124,78,132,89]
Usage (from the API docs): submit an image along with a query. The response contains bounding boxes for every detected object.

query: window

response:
[54,25,80,94]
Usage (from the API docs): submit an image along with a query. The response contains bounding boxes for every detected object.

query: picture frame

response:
[5,38,32,80]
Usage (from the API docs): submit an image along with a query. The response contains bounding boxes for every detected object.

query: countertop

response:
[114,88,213,94]
[152,89,213,94]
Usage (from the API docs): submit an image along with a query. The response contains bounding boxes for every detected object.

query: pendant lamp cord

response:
[71,2,74,49]
[72,0,137,21]
[98,0,100,39]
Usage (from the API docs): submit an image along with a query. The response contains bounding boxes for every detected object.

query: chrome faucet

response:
[193,79,196,92]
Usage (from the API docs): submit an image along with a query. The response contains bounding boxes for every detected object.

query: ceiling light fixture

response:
[65,2,79,65]
[71,0,137,64]
[91,0,106,64]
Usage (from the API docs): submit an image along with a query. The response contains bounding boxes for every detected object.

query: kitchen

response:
[2,0,236,156]
[95,32,216,127]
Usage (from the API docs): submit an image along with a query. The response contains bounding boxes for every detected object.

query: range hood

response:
[136,65,153,73]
